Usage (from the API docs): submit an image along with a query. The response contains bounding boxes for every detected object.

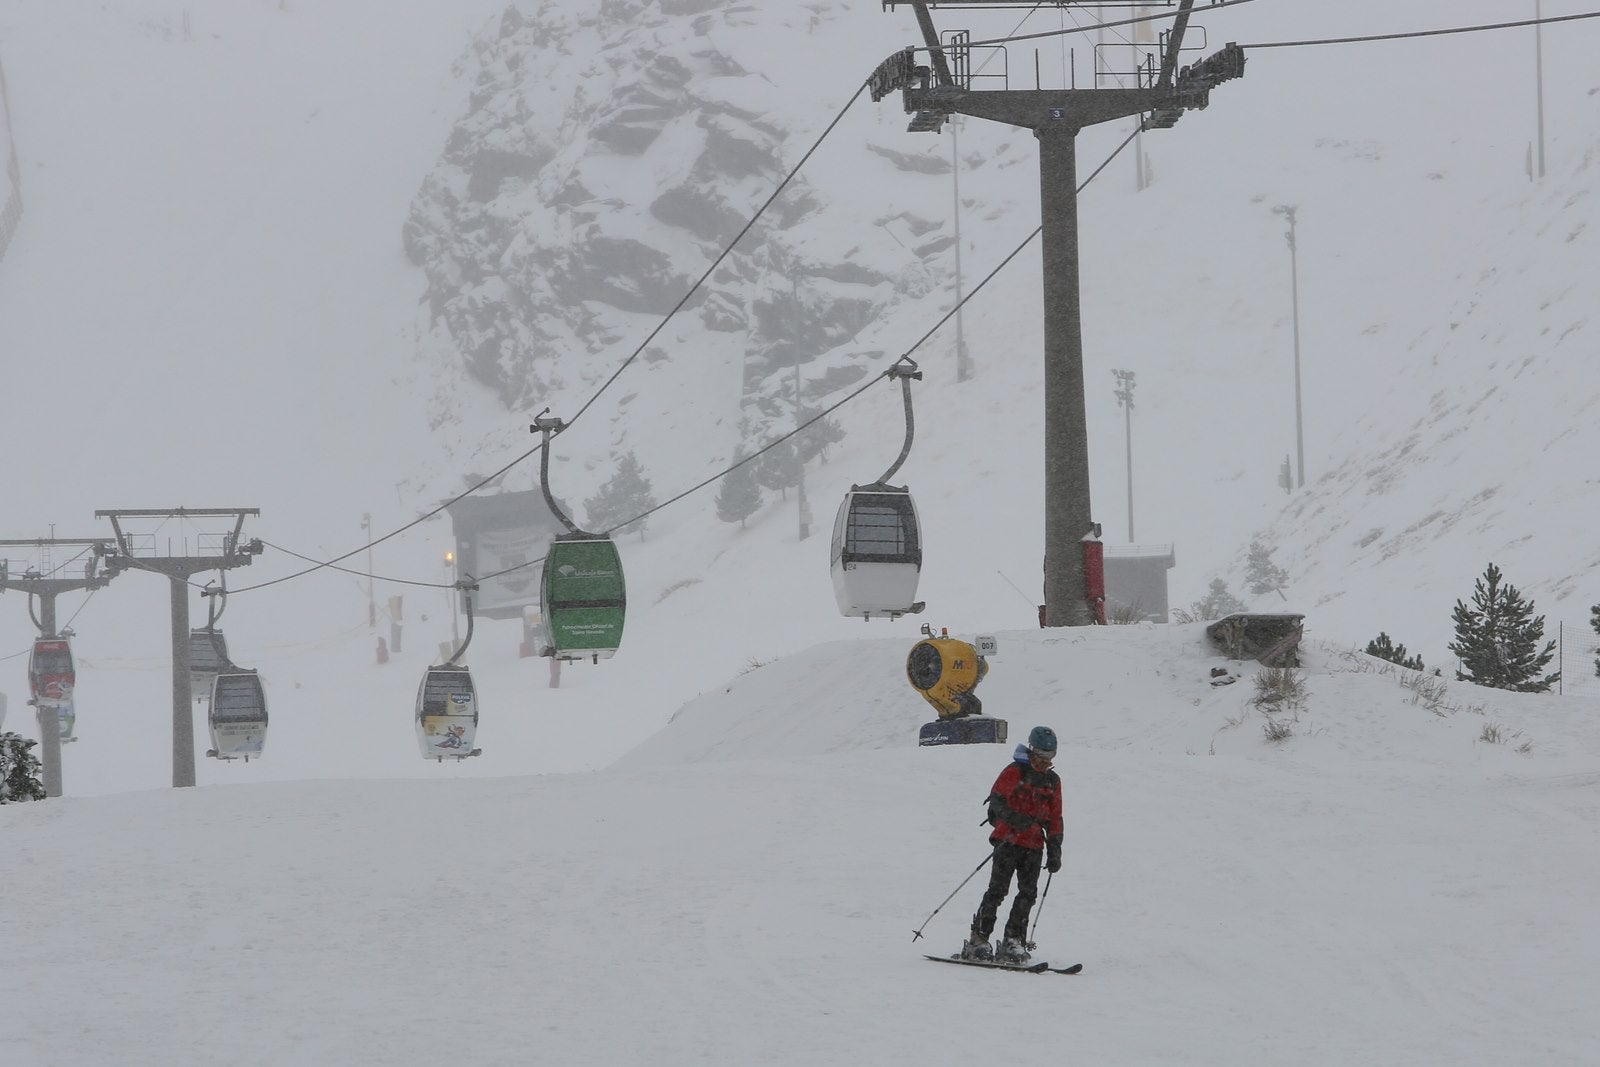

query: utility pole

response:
[789,273,813,541]
[96,509,262,788]
[876,0,1244,625]
[952,116,973,381]
[362,513,375,628]
[794,355,812,541]
[1534,0,1546,179]
[0,538,118,797]
[1273,204,1305,488]
[1112,370,1136,541]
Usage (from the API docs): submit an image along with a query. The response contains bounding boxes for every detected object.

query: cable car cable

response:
[257,541,462,590]
[239,127,1142,594]
[1240,9,1600,50]
[226,85,874,593]
[226,438,548,595]
[565,83,870,430]
[237,81,876,594]
[952,0,1259,51]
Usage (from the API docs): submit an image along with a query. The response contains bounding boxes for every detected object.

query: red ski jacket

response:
[986,760,1063,851]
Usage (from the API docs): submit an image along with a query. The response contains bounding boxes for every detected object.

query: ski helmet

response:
[1027,725,1057,755]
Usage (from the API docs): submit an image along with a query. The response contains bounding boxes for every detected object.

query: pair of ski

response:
[925,954,1083,975]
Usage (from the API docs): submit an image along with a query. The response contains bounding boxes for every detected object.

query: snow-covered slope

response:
[2,0,1600,793]
[5,626,1598,1065]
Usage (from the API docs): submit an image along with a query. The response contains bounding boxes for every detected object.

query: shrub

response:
[1365,632,1424,671]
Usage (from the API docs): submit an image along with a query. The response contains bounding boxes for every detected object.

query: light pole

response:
[1112,369,1135,541]
[1273,204,1305,489]
[952,116,972,381]
[444,549,459,650]
[362,513,375,628]
[1534,0,1546,179]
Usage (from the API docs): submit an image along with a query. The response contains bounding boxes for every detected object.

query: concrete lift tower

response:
[95,508,263,788]
[0,538,118,797]
[874,1,1244,625]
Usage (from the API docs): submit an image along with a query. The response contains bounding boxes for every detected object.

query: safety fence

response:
[1550,618,1600,699]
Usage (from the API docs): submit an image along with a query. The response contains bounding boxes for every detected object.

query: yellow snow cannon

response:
[906,627,990,720]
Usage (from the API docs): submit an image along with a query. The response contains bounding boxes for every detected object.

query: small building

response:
[1103,544,1177,623]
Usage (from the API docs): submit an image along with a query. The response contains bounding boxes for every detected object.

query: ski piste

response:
[925,955,1083,975]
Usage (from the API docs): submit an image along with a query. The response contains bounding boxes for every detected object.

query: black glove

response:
[1046,836,1062,873]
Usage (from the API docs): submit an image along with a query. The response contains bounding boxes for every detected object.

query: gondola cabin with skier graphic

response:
[208,670,267,761]
[415,665,480,761]
[541,534,625,662]
[28,637,74,705]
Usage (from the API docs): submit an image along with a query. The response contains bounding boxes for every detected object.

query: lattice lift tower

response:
[96,508,263,788]
[874,1,1244,625]
[0,538,118,797]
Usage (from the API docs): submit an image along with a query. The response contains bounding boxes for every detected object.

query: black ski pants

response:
[973,841,1042,942]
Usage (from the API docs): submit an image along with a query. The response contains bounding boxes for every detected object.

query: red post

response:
[1081,537,1106,625]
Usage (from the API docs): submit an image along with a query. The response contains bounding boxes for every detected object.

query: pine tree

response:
[583,451,658,540]
[794,412,845,466]
[753,439,803,501]
[1365,632,1424,671]
[1244,540,1289,598]
[715,453,763,528]
[0,732,46,803]
[1194,578,1247,620]
[1447,563,1559,692]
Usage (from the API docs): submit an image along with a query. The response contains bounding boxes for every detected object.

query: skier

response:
[962,725,1063,964]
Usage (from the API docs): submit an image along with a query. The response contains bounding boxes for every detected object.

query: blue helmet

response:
[1027,725,1057,755]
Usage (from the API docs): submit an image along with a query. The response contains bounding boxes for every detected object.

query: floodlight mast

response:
[874,1,1243,625]
[0,537,118,797]
[95,508,263,788]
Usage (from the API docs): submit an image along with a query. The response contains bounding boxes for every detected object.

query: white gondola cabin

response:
[189,628,230,701]
[831,485,924,620]
[208,670,267,761]
[415,665,480,761]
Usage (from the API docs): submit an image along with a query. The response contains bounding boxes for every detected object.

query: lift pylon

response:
[874,1,1243,625]
[0,538,118,798]
[95,508,263,788]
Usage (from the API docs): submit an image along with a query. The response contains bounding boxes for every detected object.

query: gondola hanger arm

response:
[876,358,921,486]
[444,577,480,666]
[887,355,923,382]
[531,410,583,535]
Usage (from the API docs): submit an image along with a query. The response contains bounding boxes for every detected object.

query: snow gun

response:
[906,626,993,720]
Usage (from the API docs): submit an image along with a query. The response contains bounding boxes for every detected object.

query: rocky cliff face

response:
[404,2,950,447]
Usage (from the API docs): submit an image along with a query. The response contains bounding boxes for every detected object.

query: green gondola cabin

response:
[541,534,626,662]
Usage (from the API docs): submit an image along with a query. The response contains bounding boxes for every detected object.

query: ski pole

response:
[911,852,994,942]
[1027,868,1053,948]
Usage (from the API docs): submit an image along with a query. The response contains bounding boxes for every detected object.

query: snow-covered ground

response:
[4,3,1600,1060]
[6,625,1598,1065]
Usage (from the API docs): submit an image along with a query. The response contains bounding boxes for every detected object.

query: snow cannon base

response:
[918,717,1008,747]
